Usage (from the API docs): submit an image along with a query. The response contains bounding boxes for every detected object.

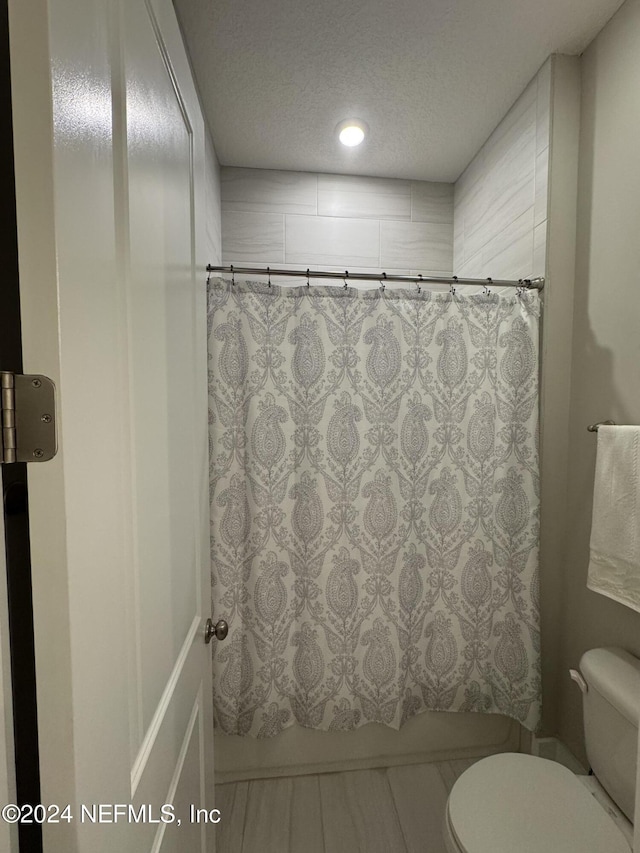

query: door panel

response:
[125,0,200,747]
[8,0,215,849]
[0,510,19,853]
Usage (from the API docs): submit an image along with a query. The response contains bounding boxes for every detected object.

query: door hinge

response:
[0,372,57,464]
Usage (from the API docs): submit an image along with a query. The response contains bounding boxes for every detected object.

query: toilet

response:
[443,647,640,852]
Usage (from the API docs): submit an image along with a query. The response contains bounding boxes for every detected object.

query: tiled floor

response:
[215,757,479,853]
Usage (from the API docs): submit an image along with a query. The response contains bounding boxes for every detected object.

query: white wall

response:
[557,0,640,763]
[220,168,454,278]
[538,55,581,737]
[453,59,551,281]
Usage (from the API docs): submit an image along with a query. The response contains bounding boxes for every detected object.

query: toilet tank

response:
[580,647,640,822]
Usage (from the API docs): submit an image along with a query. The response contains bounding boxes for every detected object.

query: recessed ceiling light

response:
[337,119,367,147]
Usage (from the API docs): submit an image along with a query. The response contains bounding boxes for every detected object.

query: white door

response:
[0,509,18,853]
[8,0,216,850]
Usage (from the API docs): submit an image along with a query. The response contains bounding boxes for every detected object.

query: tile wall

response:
[220,169,454,281]
[219,56,551,287]
[205,131,222,265]
[453,59,552,281]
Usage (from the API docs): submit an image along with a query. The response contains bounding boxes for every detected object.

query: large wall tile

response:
[222,210,284,263]
[222,167,317,215]
[205,132,222,265]
[285,215,380,267]
[411,182,454,224]
[484,78,536,159]
[453,213,464,271]
[482,107,536,193]
[536,58,552,155]
[453,62,551,281]
[535,146,549,227]
[456,249,484,279]
[455,150,486,208]
[318,174,411,220]
[454,167,486,263]
[482,207,535,280]
[221,167,456,277]
[465,159,535,260]
[533,220,547,279]
[381,221,453,272]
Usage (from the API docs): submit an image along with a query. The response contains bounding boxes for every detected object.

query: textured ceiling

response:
[173,0,624,182]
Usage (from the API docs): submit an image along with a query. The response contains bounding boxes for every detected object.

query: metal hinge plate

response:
[0,372,57,464]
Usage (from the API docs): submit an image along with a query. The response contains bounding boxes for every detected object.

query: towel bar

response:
[587,420,617,432]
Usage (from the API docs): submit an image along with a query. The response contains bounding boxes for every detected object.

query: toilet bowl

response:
[442,648,640,853]
[442,752,631,852]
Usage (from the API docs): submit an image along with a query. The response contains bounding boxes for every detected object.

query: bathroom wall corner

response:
[205,130,222,265]
[538,53,581,739]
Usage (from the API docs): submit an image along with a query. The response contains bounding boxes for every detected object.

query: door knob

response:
[204,618,228,644]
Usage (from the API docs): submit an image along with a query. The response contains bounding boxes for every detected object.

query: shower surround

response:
[212,59,554,778]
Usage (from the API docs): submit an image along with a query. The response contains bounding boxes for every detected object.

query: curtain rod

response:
[206,265,544,291]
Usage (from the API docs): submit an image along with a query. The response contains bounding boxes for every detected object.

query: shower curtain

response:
[208,278,541,737]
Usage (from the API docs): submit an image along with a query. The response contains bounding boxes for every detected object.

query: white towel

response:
[587,425,640,612]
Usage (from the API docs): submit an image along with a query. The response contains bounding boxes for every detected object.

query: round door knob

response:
[204,618,229,644]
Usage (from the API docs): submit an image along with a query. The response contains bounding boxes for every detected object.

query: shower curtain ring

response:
[231,265,235,286]
[343,271,349,290]
[484,277,492,295]
[267,267,271,288]
[380,272,386,293]
[306,268,310,288]
[450,275,458,295]
[417,274,423,295]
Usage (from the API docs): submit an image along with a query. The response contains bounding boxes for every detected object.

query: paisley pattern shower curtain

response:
[208,279,541,736]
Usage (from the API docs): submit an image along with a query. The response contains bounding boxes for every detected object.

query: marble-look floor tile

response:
[215,758,495,852]
[437,758,480,794]
[388,763,449,853]
[317,773,361,853]
[318,173,411,221]
[241,777,293,852]
[215,781,248,853]
[320,768,407,853]
[290,775,325,853]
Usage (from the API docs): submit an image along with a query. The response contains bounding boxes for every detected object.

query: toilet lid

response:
[448,753,630,853]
